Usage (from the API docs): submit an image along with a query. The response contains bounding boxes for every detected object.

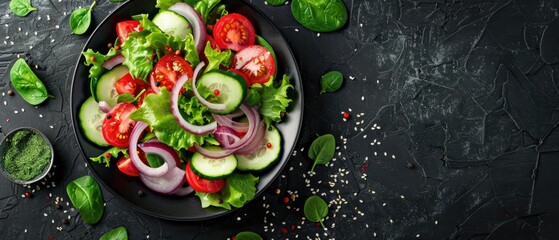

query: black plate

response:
[70,0,302,221]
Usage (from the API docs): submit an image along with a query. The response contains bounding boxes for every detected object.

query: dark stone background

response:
[1,0,558,239]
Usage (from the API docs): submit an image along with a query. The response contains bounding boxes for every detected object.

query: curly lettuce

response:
[196,173,259,209]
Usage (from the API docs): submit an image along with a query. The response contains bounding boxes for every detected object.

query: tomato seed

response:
[214,89,220,96]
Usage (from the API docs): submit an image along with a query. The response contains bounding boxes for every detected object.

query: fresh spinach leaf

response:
[9,0,37,17]
[308,134,335,172]
[99,226,128,240]
[235,231,263,240]
[69,1,96,35]
[9,58,52,105]
[320,71,343,94]
[304,195,328,228]
[291,0,348,32]
[66,175,105,225]
[266,0,287,6]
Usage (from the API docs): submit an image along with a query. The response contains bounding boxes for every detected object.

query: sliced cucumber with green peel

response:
[197,69,248,114]
[96,65,128,107]
[79,96,109,147]
[153,10,192,39]
[191,146,237,179]
[236,125,282,172]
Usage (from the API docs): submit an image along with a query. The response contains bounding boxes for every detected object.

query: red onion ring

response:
[235,121,267,156]
[138,141,180,169]
[129,122,170,177]
[140,167,185,194]
[171,62,217,135]
[102,54,124,70]
[168,3,206,55]
[191,62,227,112]
[212,114,249,133]
[194,143,236,158]
[98,101,111,113]
[214,126,242,148]
[174,185,194,196]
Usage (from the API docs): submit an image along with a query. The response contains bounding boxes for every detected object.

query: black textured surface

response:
[1,0,558,239]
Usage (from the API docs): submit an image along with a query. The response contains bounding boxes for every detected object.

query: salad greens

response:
[304,195,329,228]
[9,58,52,105]
[9,0,37,17]
[196,173,259,209]
[66,176,105,225]
[156,0,227,24]
[291,0,348,32]
[235,231,263,240]
[90,147,129,167]
[256,75,294,126]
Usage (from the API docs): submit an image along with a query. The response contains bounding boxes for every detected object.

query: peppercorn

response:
[290,193,296,201]
[24,191,32,198]
[55,204,62,210]
[342,112,350,119]
[274,188,281,195]
[283,196,289,203]
[406,162,415,169]
[7,89,14,96]
[137,190,145,197]
[62,219,69,225]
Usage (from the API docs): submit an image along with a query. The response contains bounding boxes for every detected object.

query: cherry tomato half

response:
[231,45,276,85]
[116,20,142,44]
[102,102,138,148]
[116,156,140,177]
[213,13,256,51]
[149,54,193,93]
[185,162,225,193]
[115,73,150,96]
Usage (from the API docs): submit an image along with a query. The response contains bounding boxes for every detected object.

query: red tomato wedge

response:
[231,45,276,85]
[213,13,256,51]
[149,54,193,93]
[102,103,138,148]
[116,156,140,177]
[185,162,225,193]
[115,73,150,96]
[116,20,142,44]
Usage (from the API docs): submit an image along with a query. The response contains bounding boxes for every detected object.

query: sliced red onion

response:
[212,114,249,133]
[138,141,180,169]
[235,121,267,156]
[98,101,111,113]
[171,62,217,135]
[174,186,194,196]
[140,167,185,194]
[168,3,206,55]
[129,122,169,177]
[214,126,242,148]
[191,62,227,112]
[102,54,124,70]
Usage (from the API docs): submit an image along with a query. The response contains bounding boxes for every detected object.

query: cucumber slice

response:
[191,146,237,179]
[96,65,128,107]
[79,96,109,147]
[197,69,248,114]
[153,10,192,39]
[237,125,282,172]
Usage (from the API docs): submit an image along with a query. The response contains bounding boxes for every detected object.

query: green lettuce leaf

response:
[132,14,162,33]
[196,173,259,209]
[82,47,119,98]
[147,31,187,60]
[259,74,294,126]
[90,147,128,167]
[129,89,210,150]
[203,42,232,72]
[121,31,155,81]
[184,34,200,66]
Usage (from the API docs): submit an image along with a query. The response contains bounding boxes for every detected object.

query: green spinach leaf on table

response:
[66,175,105,225]
[266,0,288,6]
[9,58,53,105]
[235,231,263,240]
[99,226,128,240]
[320,71,343,94]
[304,195,329,228]
[69,1,96,35]
[9,0,37,17]
[308,134,336,172]
[291,0,348,32]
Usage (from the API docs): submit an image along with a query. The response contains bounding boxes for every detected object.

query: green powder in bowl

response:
[0,127,54,184]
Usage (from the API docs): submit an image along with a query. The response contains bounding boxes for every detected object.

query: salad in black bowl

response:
[71,0,302,221]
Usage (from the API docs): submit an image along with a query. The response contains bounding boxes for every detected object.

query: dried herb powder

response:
[2,129,51,181]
